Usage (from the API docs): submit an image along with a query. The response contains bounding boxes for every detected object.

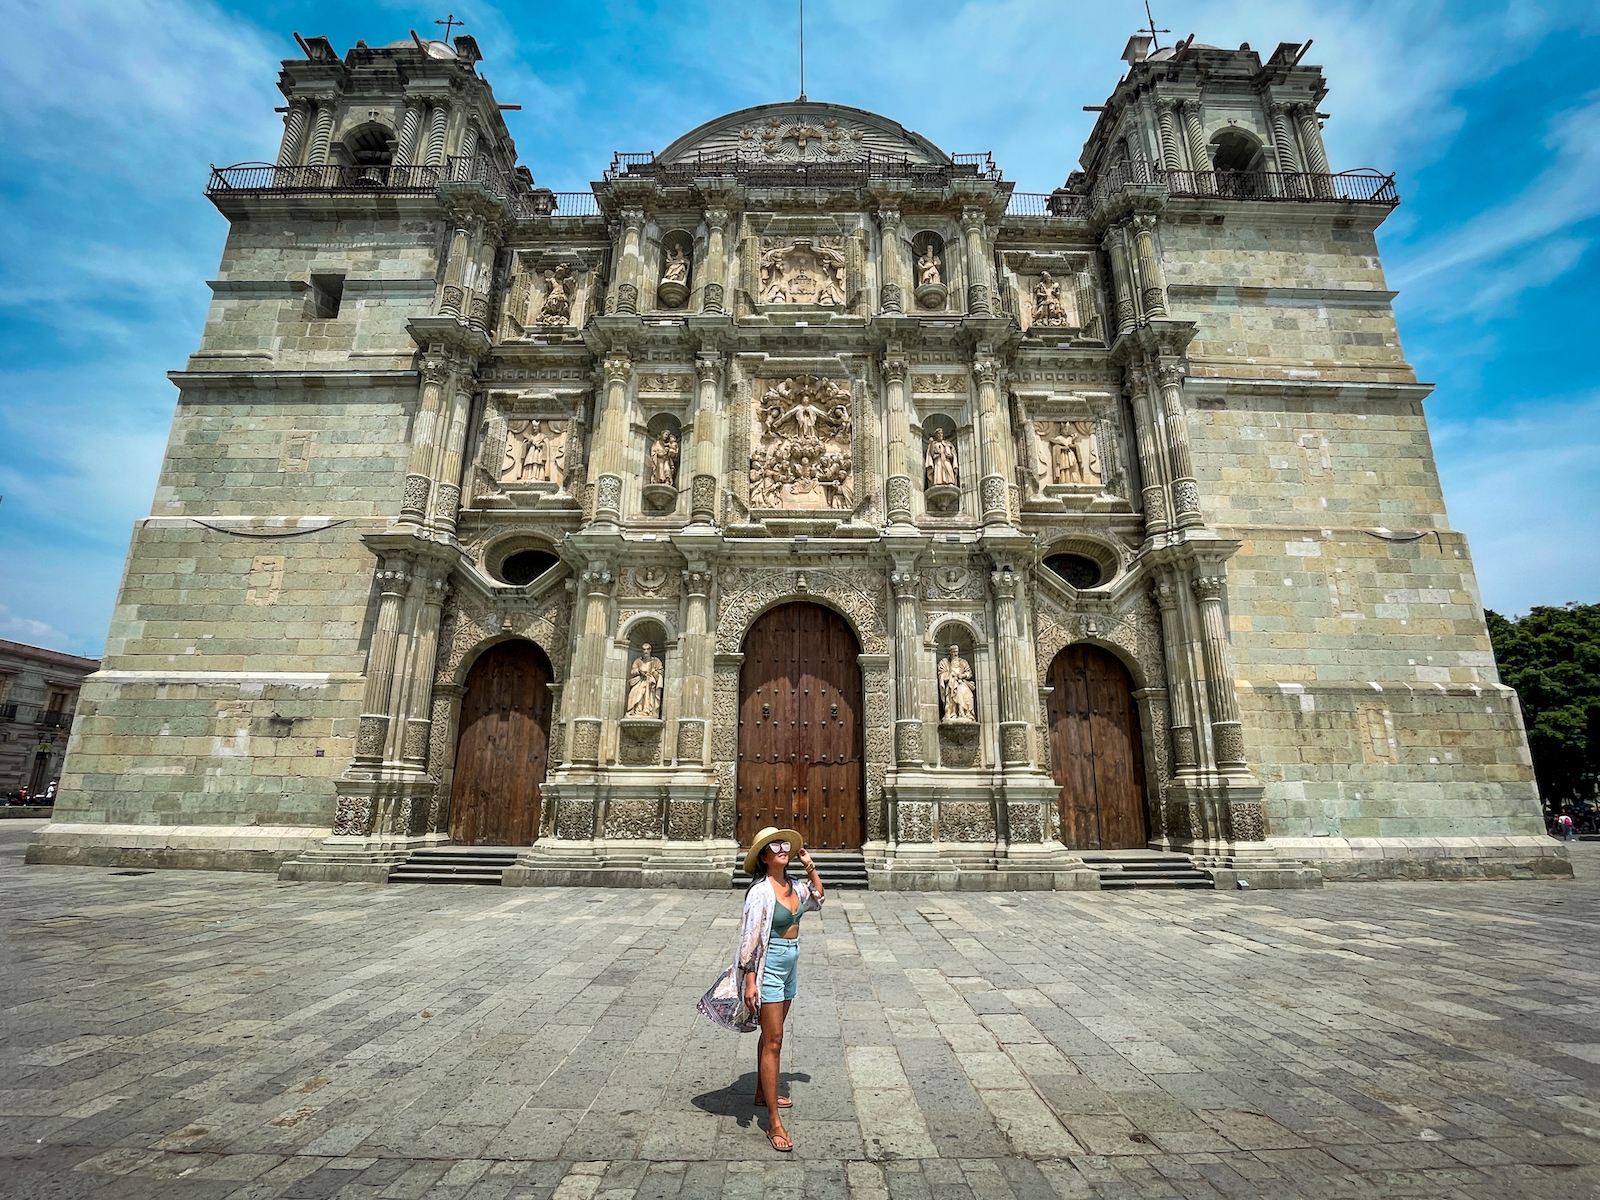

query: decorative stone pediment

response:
[657,102,950,166]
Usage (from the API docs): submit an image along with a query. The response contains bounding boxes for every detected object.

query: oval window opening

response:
[499,550,557,586]
[1045,553,1102,589]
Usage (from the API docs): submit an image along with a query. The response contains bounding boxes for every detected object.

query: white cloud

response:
[0,605,80,654]
[1432,394,1600,613]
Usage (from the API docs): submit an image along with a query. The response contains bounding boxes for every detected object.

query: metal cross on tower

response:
[1142,0,1170,50]
[435,13,463,41]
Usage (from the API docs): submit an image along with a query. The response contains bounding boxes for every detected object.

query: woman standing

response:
[696,826,825,1152]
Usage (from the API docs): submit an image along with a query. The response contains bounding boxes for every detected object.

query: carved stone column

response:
[877,208,904,314]
[437,221,473,318]
[423,101,450,166]
[590,353,632,521]
[676,570,713,765]
[401,361,450,523]
[690,354,722,523]
[1155,100,1183,171]
[611,208,645,314]
[1268,102,1302,174]
[277,100,311,167]
[960,209,992,316]
[701,208,729,314]
[990,567,1033,768]
[1104,225,1139,336]
[1192,573,1248,772]
[1156,362,1203,527]
[568,565,615,765]
[395,100,424,166]
[1295,105,1331,174]
[889,571,923,766]
[1152,579,1199,777]
[973,359,1009,525]
[1074,268,1103,342]
[399,572,448,767]
[1180,100,1212,178]
[1295,105,1332,198]
[354,557,413,764]
[456,124,479,181]
[1132,216,1168,318]
[882,358,914,525]
[430,384,475,535]
[1125,363,1169,535]
[306,103,335,166]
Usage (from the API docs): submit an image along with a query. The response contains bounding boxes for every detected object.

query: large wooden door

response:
[1047,644,1148,851]
[737,602,864,849]
[448,640,552,846]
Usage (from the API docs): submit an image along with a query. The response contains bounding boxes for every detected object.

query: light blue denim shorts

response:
[761,936,800,1003]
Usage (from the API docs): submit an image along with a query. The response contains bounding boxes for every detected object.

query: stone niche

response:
[911,230,949,310]
[921,413,961,515]
[504,252,594,337]
[619,618,668,765]
[931,621,981,769]
[642,412,682,514]
[1001,252,1104,342]
[748,375,854,511]
[655,229,693,310]
[1015,388,1130,511]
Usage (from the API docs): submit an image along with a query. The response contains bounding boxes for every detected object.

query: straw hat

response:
[744,826,802,877]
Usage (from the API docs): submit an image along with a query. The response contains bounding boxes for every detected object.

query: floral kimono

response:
[696,874,824,1032]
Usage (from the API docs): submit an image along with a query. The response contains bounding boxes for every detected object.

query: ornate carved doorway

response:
[737,602,864,850]
[448,640,553,846]
[1047,644,1149,851]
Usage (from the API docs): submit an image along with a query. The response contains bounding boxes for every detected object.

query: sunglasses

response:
[767,841,792,854]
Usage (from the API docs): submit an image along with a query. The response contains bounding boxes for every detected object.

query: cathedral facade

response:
[29,30,1569,887]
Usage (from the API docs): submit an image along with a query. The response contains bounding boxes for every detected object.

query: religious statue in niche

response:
[662,244,690,287]
[1031,272,1073,326]
[759,239,846,306]
[917,244,942,287]
[937,644,977,723]
[649,428,679,486]
[625,644,664,719]
[924,427,959,489]
[501,419,568,488]
[535,265,576,326]
[1034,419,1102,487]
[657,242,690,309]
[748,376,854,510]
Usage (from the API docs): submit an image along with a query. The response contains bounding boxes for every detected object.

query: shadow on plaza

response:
[691,1070,813,1128]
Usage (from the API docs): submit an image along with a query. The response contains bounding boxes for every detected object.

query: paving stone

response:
[3,829,1600,1198]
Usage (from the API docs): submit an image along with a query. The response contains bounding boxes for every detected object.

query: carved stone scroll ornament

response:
[937,645,977,723]
[624,644,665,719]
[1036,420,1102,486]
[500,419,568,487]
[759,239,846,306]
[748,376,854,510]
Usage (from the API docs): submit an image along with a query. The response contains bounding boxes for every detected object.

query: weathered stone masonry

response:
[28,30,1567,885]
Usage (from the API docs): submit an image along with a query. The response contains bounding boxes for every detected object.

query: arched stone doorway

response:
[737,602,864,850]
[1046,644,1149,851]
[448,639,553,846]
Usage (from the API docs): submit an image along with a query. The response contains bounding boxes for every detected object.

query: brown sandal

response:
[754,1095,793,1109]
[766,1124,793,1152]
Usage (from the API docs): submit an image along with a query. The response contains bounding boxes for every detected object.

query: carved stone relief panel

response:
[759,238,847,306]
[1034,419,1102,487]
[501,418,571,488]
[910,372,968,395]
[739,114,869,162]
[714,566,890,657]
[1023,271,1079,330]
[748,376,854,510]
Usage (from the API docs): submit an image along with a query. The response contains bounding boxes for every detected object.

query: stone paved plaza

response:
[4,822,1598,1200]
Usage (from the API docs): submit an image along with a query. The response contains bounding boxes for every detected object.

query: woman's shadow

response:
[691,1070,812,1128]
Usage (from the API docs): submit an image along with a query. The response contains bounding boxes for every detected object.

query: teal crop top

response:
[770,896,800,935]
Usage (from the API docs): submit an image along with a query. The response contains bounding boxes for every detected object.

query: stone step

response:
[1081,850,1215,890]
[733,852,869,890]
[389,846,521,885]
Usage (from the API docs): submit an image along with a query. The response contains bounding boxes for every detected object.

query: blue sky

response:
[1,0,1596,656]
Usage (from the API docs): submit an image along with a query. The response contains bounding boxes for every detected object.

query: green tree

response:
[1486,603,1600,811]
